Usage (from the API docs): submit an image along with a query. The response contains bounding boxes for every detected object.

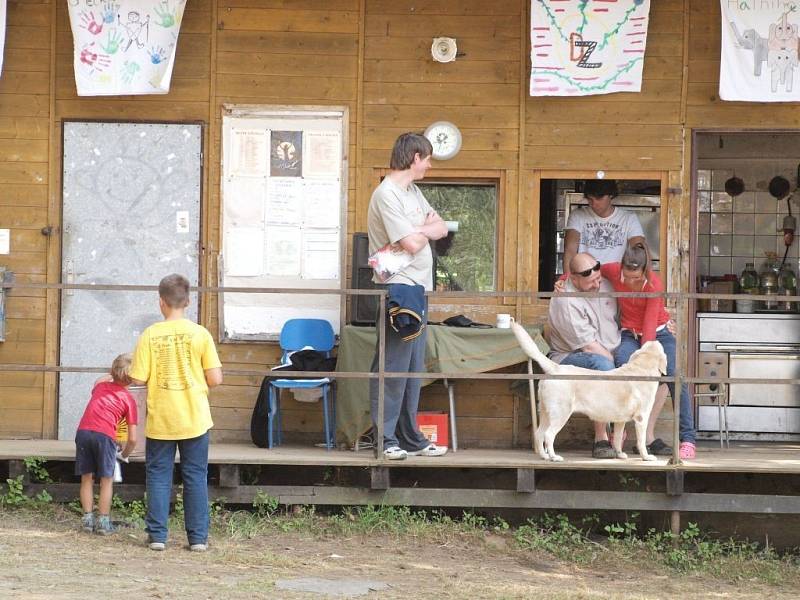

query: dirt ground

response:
[0,510,796,600]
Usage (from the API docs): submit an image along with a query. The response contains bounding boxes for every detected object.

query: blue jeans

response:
[145,432,209,545]
[614,329,696,444]
[559,351,615,372]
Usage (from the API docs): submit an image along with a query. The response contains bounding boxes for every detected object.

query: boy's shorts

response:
[75,429,117,478]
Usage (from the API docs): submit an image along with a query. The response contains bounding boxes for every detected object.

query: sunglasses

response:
[576,261,601,278]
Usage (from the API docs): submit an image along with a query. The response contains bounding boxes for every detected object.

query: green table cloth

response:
[334,323,548,446]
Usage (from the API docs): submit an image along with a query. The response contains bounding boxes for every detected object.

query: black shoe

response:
[592,440,616,459]
[644,438,673,456]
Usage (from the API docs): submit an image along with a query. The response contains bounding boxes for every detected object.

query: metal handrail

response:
[3,279,799,461]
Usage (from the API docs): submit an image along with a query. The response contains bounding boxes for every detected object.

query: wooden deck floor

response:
[2,439,799,474]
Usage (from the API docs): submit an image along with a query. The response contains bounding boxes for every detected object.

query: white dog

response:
[511,321,667,462]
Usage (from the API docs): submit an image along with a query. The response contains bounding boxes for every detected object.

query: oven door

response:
[723,346,800,407]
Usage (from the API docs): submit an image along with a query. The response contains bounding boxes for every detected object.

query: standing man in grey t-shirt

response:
[366,133,449,460]
[563,179,645,273]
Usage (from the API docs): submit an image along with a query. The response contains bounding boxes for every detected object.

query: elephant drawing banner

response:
[530,0,651,97]
[720,2,800,102]
[67,0,186,96]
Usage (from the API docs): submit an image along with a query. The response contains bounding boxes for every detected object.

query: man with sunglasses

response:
[547,252,622,459]
[563,179,646,274]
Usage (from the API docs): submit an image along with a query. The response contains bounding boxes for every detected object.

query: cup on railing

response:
[496,313,511,329]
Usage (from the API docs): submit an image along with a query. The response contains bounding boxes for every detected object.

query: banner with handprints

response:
[720,2,800,102]
[530,0,651,97]
[67,0,186,96]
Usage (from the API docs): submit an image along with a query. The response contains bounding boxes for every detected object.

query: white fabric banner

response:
[67,0,186,96]
[530,0,651,97]
[720,2,800,102]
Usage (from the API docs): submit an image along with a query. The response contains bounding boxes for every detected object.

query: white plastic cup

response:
[445,220,459,232]
[496,313,511,329]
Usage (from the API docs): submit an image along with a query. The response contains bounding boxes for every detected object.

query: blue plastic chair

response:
[268,318,336,450]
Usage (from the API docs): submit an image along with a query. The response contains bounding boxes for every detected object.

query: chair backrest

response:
[279,318,335,353]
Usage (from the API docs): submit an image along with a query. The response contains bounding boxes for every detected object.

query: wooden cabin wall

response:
[0,1,50,438]
[0,0,784,447]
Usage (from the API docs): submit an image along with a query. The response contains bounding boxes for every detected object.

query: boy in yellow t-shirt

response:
[130,273,222,552]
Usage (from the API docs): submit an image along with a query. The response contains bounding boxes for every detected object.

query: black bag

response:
[249,350,338,448]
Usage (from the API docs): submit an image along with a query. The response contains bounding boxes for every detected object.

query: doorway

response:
[58,122,203,439]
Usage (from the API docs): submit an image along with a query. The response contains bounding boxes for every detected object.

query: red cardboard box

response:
[416,412,449,448]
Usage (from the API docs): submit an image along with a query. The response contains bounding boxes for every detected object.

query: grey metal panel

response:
[698,314,800,344]
[58,122,202,440]
[728,354,800,407]
[698,405,800,433]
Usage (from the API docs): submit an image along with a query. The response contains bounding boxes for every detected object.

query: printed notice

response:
[303,131,341,178]
[226,228,264,277]
[265,226,302,277]
[266,177,302,225]
[225,178,266,226]
[270,130,303,177]
[301,229,339,280]
[230,129,268,177]
[0,229,9,254]
[302,179,341,228]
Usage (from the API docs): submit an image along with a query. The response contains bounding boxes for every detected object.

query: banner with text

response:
[68,0,186,96]
[720,1,800,102]
[530,0,651,97]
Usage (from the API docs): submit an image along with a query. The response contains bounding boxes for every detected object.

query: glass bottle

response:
[739,262,759,293]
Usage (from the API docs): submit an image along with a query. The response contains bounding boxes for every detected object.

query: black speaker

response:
[351,232,379,325]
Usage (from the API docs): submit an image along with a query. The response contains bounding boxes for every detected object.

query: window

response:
[417,181,498,292]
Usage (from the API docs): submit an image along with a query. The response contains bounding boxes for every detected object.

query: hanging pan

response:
[724,176,744,197]
[769,175,791,199]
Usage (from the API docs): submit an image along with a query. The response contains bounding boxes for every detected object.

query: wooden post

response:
[218,465,240,488]
[370,467,390,490]
[516,468,536,493]
[670,510,681,539]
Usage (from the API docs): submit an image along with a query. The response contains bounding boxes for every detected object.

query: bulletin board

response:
[220,105,348,341]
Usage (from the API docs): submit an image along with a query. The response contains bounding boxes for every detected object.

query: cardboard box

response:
[707,280,736,312]
[416,411,449,448]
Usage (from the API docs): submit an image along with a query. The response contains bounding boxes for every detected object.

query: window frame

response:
[372,169,507,300]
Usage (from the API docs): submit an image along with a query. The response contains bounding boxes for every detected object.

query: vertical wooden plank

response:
[355,0,366,236]
[203,0,219,329]
[42,0,59,438]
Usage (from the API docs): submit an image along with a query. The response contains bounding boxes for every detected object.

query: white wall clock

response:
[424,121,462,160]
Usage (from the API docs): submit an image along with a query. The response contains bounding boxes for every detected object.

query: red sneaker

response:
[679,442,696,460]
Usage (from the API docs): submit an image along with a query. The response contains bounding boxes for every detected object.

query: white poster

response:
[530,0,651,97]
[302,179,341,228]
[720,3,800,102]
[67,0,186,96]
[225,178,266,227]
[303,131,341,178]
[301,229,339,280]
[225,228,264,277]
[265,225,302,277]
[0,1,6,76]
[229,129,269,177]
[266,177,302,225]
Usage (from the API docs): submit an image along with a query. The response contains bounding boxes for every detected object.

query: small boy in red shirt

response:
[75,353,138,534]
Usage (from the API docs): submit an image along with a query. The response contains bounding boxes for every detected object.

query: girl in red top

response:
[606,243,696,459]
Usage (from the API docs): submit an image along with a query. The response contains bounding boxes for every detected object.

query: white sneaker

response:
[408,444,448,457]
[383,446,408,460]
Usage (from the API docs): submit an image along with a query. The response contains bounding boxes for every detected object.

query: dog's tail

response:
[510,319,560,375]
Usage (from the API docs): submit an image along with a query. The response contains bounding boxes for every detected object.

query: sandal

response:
[679,442,696,460]
[645,438,673,456]
[592,440,616,459]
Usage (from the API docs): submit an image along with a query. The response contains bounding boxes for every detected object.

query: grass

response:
[3,458,800,588]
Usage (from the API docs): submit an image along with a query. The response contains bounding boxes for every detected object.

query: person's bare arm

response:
[580,340,614,361]
[121,424,137,459]
[563,229,580,274]
[397,211,449,254]
[205,367,223,388]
